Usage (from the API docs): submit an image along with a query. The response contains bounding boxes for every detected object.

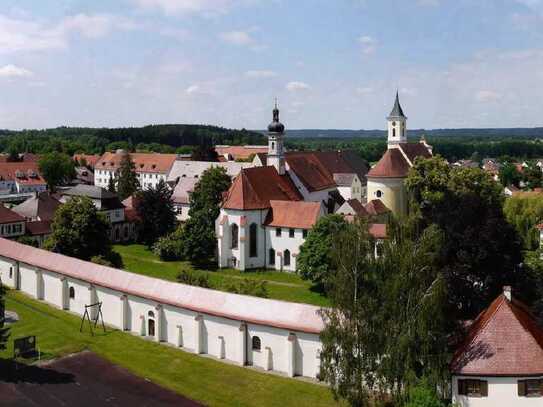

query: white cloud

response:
[286,81,311,92]
[186,84,201,94]
[245,70,277,78]
[131,0,236,15]
[358,35,377,54]
[475,90,501,103]
[0,64,33,78]
[219,30,254,45]
[0,13,141,54]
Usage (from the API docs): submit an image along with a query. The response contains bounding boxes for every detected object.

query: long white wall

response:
[0,250,322,380]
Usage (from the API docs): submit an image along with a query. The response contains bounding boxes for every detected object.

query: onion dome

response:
[267,101,285,133]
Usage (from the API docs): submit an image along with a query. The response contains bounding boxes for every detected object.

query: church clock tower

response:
[267,101,286,175]
[387,91,407,147]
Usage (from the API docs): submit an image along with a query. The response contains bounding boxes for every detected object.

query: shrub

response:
[153,226,184,261]
[226,279,268,298]
[177,268,210,288]
[404,381,447,407]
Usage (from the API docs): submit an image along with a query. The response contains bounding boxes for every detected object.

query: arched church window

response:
[284,249,291,266]
[231,224,239,249]
[271,142,275,150]
[252,336,261,351]
[249,223,258,258]
[376,190,383,198]
[69,286,75,299]
[392,128,396,138]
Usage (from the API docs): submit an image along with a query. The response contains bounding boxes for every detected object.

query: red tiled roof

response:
[0,162,45,185]
[214,145,268,161]
[285,153,336,192]
[367,148,411,178]
[364,199,390,216]
[398,142,432,163]
[451,292,543,376]
[12,192,60,221]
[264,200,322,229]
[368,223,387,239]
[0,205,25,224]
[73,154,100,168]
[342,199,368,217]
[95,152,177,174]
[25,220,52,236]
[222,167,302,210]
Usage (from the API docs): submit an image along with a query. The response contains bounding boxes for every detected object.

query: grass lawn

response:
[1,290,339,407]
[113,244,330,307]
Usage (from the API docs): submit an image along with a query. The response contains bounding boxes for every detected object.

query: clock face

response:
[392,121,396,126]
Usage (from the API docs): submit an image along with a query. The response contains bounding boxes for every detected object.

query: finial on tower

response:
[268,99,284,133]
[388,90,406,119]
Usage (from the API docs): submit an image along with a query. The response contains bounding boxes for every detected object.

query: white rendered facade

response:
[95,169,167,190]
[452,376,543,407]
[0,239,323,379]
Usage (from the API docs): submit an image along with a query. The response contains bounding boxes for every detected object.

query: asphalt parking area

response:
[0,351,201,407]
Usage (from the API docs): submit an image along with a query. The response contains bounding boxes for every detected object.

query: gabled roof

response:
[398,143,432,164]
[0,205,25,224]
[367,148,411,178]
[222,167,302,210]
[73,154,100,169]
[264,200,322,229]
[25,220,52,236]
[172,177,199,204]
[167,160,252,182]
[0,237,324,334]
[62,184,117,200]
[12,192,61,221]
[451,291,543,376]
[338,199,368,217]
[364,199,390,216]
[214,145,268,161]
[333,173,356,186]
[95,152,177,174]
[368,223,387,239]
[0,162,45,185]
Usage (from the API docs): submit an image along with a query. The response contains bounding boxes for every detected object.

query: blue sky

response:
[0,0,542,130]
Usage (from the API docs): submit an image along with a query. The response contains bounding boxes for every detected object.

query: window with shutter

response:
[459,379,488,398]
[519,379,543,397]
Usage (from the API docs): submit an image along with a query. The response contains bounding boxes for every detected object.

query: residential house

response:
[60,185,135,242]
[171,177,199,221]
[451,286,543,406]
[0,205,25,238]
[214,145,268,162]
[0,162,47,196]
[12,192,61,246]
[94,151,177,190]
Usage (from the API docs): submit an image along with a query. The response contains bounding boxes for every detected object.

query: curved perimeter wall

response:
[0,238,323,378]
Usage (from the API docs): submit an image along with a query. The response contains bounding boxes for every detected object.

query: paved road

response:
[0,351,202,407]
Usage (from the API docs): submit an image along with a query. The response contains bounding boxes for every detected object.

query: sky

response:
[1,0,543,130]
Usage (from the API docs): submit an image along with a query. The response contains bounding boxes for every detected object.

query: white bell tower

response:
[267,100,285,175]
[387,91,407,147]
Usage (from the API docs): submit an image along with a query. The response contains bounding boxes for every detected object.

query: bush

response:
[16,236,39,248]
[177,268,210,288]
[404,381,447,407]
[153,225,184,261]
[90,251,123,268]
[226,279,268,298]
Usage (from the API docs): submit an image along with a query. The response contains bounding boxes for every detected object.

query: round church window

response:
[376,190,383,198]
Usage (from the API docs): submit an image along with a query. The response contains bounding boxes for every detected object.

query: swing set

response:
[79,302,106,336]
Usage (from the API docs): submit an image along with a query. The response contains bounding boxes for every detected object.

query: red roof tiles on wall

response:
[264,200,322,229]
[0,237,324,334]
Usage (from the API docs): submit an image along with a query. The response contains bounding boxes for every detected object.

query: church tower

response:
[387,91,407,147]
[267,101,286,175]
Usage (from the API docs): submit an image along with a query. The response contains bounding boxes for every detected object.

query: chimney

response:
[503,286,512,301]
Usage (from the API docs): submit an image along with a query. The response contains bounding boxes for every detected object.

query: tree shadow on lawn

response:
[0,358,75,384]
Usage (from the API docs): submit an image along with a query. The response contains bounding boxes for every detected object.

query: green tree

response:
[296,214,349,290]
[135,180,176,246]
[0,283,10,351]
[107,175,116,193]
[115,153,140,200]
[44,196,112,261]
[181,167,231,263]
[504,194,543,250]
[406,156,522,318]
[499,162,521,187]
[522,161,543,190]
[403,380,447,407]
[38,152,76,192]
[319,219,451,406]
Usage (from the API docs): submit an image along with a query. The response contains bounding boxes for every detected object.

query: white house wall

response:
[0,253,322,380]
[452,376,543,407]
